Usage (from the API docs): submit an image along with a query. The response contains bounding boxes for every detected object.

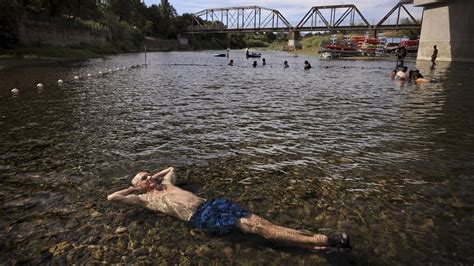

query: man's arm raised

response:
[152,167,177,185]
[107,187,145,206]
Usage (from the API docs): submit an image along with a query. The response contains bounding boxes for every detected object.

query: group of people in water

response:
[228,46,439,85]
[227,58,313,70]
[228,57,435,84]
[390,45,439,84]
[391,66,436,84]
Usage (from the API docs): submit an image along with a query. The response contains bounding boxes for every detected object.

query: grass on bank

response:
[0,45,124,60]
[299,35,329,54]
[266,35,329,56]
[0,46,97,60]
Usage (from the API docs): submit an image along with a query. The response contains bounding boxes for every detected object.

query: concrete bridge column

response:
[415,0,474,62]
[288,30,302,50]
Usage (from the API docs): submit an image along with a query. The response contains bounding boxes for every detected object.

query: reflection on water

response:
[0,51,473,264]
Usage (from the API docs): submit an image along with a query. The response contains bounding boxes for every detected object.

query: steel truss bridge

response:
[187,3,421,34]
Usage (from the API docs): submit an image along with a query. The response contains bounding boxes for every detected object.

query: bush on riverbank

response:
[301,35,330,53]
[100,12,144,52]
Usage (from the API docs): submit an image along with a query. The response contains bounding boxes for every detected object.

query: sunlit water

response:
[0,51,473,264]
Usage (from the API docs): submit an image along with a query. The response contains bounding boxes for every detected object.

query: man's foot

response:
[327,233,352,249]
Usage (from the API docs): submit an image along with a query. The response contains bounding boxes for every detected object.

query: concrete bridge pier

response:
[288,30,302,50]
[415,0,474,62]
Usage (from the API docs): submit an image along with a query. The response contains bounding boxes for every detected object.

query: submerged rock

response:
[196,244,212,257]
[420,218,434,230]
[179,256,191,265]
[48,241,70,256]
[222,246,233,258]
[133,247,147,257]
[116,239,128,254]
[157,246,170,256]
[90,210,102,218]
[90,246,103,260]
[114,226,127,234]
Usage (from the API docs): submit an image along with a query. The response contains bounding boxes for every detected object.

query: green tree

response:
[41,0,66,17]
[63,0,100,19]
[106,0,132,22]
[172,13,194,37]
[157,0,177,38]
[146,4,161,35]
[265,32,276,42]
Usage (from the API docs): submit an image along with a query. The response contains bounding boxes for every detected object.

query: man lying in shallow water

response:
[107,167,351,250]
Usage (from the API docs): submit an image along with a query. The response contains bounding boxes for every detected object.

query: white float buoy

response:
[116,67,120,71]
[74,76,79,80]
[57,79,63,84]
[108,69,112,72]
[37,83,44,89]
[98,71,103,75]
[87,73,92,77]
[11,88,19,94]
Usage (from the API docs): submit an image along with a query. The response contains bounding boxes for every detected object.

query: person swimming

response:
[304,60,312,70]
[390,69,397,79]
[395,66,408,80]
[412,70,439,84]
[284,61,289,68]
[413,69,424,80]
[228,60,234,66]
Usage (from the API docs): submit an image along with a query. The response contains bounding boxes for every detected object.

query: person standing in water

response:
[304,60,312,70]
[431,45,438,66]
[397,45,407,68]
[107,167,351,250]
[284,61,289,68]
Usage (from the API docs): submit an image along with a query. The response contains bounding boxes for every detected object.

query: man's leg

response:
[236,214,331,249]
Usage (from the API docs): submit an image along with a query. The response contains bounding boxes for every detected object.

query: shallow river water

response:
[0,51,473,265]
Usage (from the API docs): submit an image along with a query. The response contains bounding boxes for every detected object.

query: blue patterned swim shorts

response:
[190,199,250,235]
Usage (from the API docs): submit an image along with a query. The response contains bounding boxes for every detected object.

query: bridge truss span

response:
[295,3,420,32]
[187,2,421,34]
[375,2,421,30]
[189,6,292,33]
[296,4,371,32]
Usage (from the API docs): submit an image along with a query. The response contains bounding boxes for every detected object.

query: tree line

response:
[0,0,195,50]
[0,0,290,51]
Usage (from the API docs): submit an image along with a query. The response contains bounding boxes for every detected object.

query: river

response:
[0,51,473,264]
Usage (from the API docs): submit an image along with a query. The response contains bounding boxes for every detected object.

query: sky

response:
[143,0,423,26]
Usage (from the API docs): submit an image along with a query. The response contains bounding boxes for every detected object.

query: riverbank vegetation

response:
[0,0,299,58]
[0,0,187,57]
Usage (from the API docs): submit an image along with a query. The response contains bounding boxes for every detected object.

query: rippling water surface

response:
[1,51,473,264]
